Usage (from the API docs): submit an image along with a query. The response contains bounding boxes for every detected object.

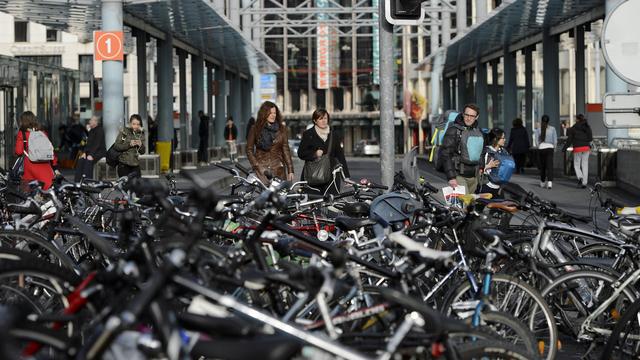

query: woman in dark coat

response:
[298,109,350,196]
[246,101,294,184]
[506,118,530,174]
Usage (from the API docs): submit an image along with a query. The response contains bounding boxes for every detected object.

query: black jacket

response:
[224,125,238,141]
[298,127,350,178]
[507,126,530,155]
[199,116,209,139]
[441,114,479,180]
[564,121,593,150]
[85,125,106,160]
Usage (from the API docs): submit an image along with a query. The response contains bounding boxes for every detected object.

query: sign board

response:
[94,31,124,61]
[603,93,640,128]
[260,74,277,103]
[602,0,640,86]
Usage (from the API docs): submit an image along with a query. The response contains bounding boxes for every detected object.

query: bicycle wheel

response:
[601,298,640,359]
[0,229,77,270]
[473,310,538,358]
[441,274,558,360]
[577,243,634,273]
[454,340,532,360]
[541,269,637,359]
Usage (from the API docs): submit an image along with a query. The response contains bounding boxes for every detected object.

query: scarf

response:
[314,125,330,142]
[256,121,280,151]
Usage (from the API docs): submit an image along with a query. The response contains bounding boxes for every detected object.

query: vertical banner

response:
[316,0,340,89]
[372,0,380,85]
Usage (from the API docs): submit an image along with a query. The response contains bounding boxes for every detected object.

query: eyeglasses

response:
[463,113,478,119]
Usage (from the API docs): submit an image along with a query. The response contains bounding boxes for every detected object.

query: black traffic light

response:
[385,0,425,25]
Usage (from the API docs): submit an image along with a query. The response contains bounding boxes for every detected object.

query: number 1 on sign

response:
[105,38,111,54]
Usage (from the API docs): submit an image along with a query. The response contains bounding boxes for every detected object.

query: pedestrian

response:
[533,115,557,189]
[197,110,209,165]
[245,116,255,141]
[148,115,157,153]
[74,116,106,182]
[14,111,58,190]
[441,103,485,194]
[224,116,238,161]
[113,114,145,178]
[298,109,351,196]
[506,118,530,174]
[246,101,294,184]
[479,128,508,198]
[563,114,593,188]
[67,114,88,160]
[560,120,568,137]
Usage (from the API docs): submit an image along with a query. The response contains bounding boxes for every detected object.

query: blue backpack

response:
[487,150,516,185]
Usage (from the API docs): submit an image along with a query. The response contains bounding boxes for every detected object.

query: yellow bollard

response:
[156,141,172,173]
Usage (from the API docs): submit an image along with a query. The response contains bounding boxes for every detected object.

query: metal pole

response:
[542,27,560,130]
[524,47,533,126]
[503,47,517,134]
[475,58,488,128]
[135,29,148,149]
[605,0,629,146]
[178,49,187,150]
[214,65,227,146]
[157,36,174,143]
[379,0,394,188]
[575,25,586,117]
[101,0,124,147]
[191,53,204,149]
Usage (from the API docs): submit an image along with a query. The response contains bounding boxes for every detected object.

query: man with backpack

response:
[441,103,485,194]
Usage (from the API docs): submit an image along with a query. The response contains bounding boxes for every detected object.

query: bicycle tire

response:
[474,310,538,358]
[0,229,77,270]
[601,298,640,359]
[441,273,558,360]
[454,340,532,360]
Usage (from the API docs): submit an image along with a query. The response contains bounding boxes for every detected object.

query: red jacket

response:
[15,130,57,190]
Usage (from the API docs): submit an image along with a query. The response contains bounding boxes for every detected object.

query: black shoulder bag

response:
[303,130,334,186]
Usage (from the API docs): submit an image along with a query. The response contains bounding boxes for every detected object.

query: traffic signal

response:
[385,0,425,25]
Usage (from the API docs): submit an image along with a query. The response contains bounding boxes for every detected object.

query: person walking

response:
[74,116,106,182]
[113,114,146,178]
[533,115,557,189]
[506,118,530,174]
[298,109,351,196]
[197,110,209,165]
[224,116,238,161]
[14,111,58,190]
[563,114,593,188]
[441,103,485,194]
[246,101,294,184]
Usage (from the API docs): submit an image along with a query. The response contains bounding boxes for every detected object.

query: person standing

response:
[298,109,351,196]
[197,110,209,165]
[441,103,485,194]
[74,116,106,182]
[114,114,145,178]
[14,111,58,189]
[533,115,557,189]
[224,116,238,161]
[506,118,530,174]
[479,128,508,198]
[563,114,593,188]
[247,101,294,184]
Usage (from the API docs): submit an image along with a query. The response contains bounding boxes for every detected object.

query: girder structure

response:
[240,0,460,39]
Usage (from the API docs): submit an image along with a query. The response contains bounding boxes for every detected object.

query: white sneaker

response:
[547,181,553,189]
[540,181,546,188]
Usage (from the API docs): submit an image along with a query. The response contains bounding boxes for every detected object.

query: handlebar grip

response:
[370,183,388,190]
[235,163,251,176]
[424,182,438,194]
[333,190,356,200]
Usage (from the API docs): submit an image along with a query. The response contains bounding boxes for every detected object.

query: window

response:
[15,22,28,42]
[46,29,59,42]
[79,55,93,82]
[123,54,128,72]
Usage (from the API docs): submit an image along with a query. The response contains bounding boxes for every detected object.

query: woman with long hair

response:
[14,111,58,189]
[246,101,294,184]
[533,115,557,189]
[563,114,593,188]
[298,108,350,195]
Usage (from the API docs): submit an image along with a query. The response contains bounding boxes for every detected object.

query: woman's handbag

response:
[105,143,122,167]
[303,131,334,186]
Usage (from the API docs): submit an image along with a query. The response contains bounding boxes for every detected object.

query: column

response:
[475,0,487,23]
[191,53,204,149]
[543,27,560,129]
[575,25,586,117]
[457,0,467,34]
[503,47,517,135]
[443,76,451,110]
[214,65,227,146]
[379,0,395,188]
[134,29,148,149]
[206,63,213,146]
[475,59,488,128]
[178,49,187,150]
[101,0,124,146]
[491,59,499,127]
[457,68,466,109]
[606,0,629,145]
[524,46,533,126]
[230,73,242,140]
[241,77,252,140]
[156,35,174,172]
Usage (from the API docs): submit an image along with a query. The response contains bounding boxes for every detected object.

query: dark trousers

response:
[74,158,95,182]
[117,164,141,178]
[198,138,209,163]
[513,153,527,173]
[539,148,554,182]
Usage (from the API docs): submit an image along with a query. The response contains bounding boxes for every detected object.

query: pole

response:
[379,0,394,188]
[101,0,124,147]
[605,0,629,146]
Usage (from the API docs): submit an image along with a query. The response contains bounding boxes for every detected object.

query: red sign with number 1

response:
[94,31,124,61]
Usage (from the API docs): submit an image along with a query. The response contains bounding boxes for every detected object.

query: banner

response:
[372,0,380,85]
[316,0,339,89]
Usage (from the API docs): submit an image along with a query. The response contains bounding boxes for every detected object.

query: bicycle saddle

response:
[341,202,370,218]
[610,215,640,237]
[334,216,377,231]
